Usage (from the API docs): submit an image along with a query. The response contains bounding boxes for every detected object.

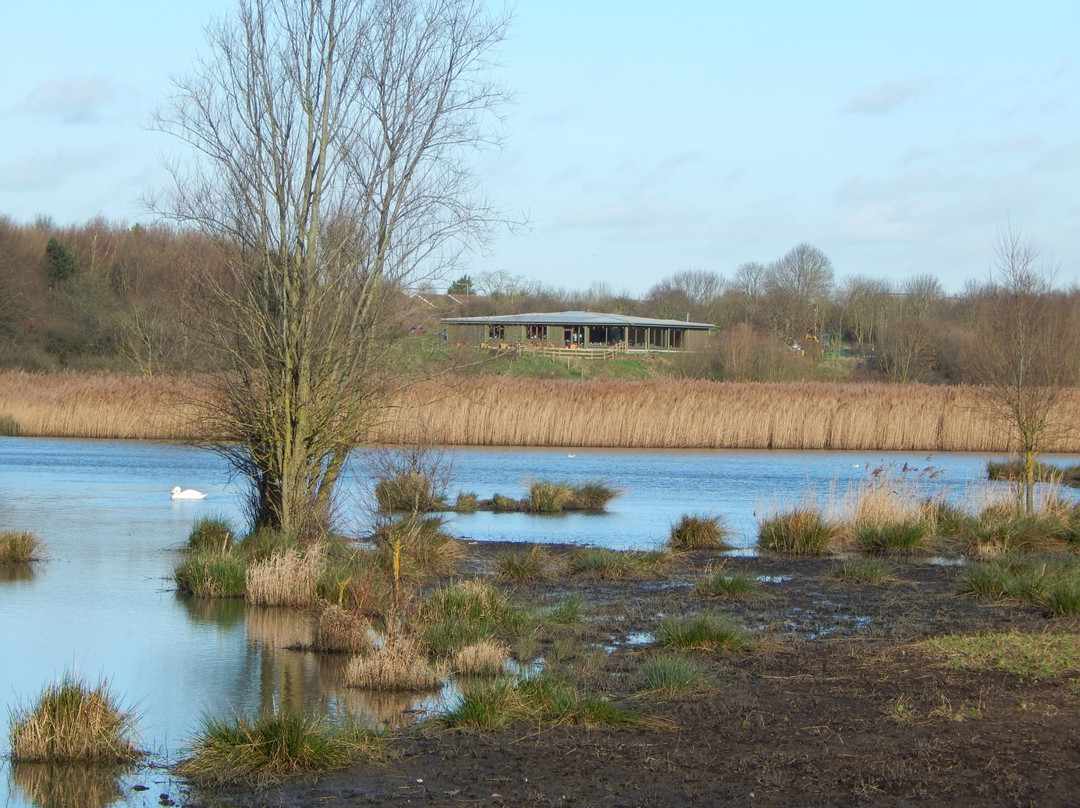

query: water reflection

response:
[9,762,127,808]
[0,563,36,583]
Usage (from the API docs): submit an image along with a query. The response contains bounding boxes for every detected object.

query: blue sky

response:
[2,1,1078,296]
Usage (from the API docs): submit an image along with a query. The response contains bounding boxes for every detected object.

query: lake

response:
[0,437,1074,807]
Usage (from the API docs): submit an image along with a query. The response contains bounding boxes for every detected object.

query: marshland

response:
[4,437,1080,807]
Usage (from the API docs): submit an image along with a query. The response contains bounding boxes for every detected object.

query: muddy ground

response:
[186,543,1080,807]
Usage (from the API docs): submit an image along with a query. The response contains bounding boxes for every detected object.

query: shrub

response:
[174,550,247,597]
[526,481,575,513]
[246,547,324,608]
[669,514,732,551]
[855,519,932,555]
[174,710,382,786]
[657,614,751,652]
[495,545,554,582]
[8,674,140,762]
[374,471,446,513]
[757,508,838,555]
[344,633,442,691]
[0,529,44,564]
[639,655,706,694]
[186,515,235,553]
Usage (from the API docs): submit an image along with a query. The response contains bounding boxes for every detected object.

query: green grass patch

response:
[186,515,235,553]
[174,710,383,786]
[639,655,707,694]
[566,547,668,580]
[174,549,247,598]
[420,579,528,656]
[8,674,141,763]
[693,567,760,598]
[830,559,894,584]
[657,614,752,652]
[921,632,1080,679]
[0,529,44,564]
[453,491,479,512]
[757,508,838,555]
[669,514,733,551]
[495,545,555,582]
[961,556,1080,615]
[855,519,933,555]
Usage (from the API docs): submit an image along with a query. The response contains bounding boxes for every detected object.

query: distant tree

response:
[972,225,1079,512]
[763,244,834,342]
[447,275,474,295]
[729,261,768,325]
[44,238,77,287]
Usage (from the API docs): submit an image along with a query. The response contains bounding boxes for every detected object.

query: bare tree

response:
[151,0,510,537]
[973,224,1078,512]
[763,244,834,343]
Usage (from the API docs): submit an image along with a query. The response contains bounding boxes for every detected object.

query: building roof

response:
[442,310,714,329]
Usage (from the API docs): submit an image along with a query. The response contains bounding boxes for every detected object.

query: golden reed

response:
[3,370,1078,452]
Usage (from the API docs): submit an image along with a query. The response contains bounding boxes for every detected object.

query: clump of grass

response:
[174,709,382,786]
[495,545,554,582]
[830,559,893,584]
[921,632,1080,679]
[491,493,519,511]
[452,639,511,677]
[374,471,446,513]
[669,514,733,551]
[453,491,478,512]
[657,614,751,652]
[246,547,325,608]
[566,547,667,580]
[961,556,1080,615]
[310,604,375,653]
[441,675,645,730]
[568,481,618,510]
[855,519,933,555]
[526,481,575,513]
[639,655,707,695]
[960,511,1066,558]
[421,579,525,656]
[693,565,760,598]
[0,529,44,564]
[174,550,247,597]
[236,527,295,562]
[8,674,141,762]
[186,515,234,553]
[344,633,442,691]
[374,515,462,581]
[921,497,971,539]
[538,594,585,626]
[757,508,838,555]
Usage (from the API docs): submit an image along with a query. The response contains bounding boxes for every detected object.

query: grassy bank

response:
[3,369,1080,452]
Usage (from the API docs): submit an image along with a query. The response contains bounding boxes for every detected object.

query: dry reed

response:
[7,369,1080,452]
[453,639,511,677]
[245,547,325,608]
[344,634,443,691]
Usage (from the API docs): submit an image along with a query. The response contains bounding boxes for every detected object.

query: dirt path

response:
[184,545,1080,807]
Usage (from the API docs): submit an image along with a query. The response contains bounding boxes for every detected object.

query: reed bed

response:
[7,369,1080,451]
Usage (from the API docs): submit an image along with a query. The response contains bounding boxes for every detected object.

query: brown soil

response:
[183,543,1080,807]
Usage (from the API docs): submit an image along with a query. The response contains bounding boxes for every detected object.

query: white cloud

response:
[842,80,934,116]
[17,75,122,125]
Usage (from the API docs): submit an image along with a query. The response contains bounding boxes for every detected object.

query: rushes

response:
[8,674,141,763]
[758,509,838,555]
[0,529,44,564]
[246,547,325,608]
[669,514,732,551]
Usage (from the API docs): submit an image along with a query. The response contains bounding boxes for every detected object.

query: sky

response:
[2,0,1079,297]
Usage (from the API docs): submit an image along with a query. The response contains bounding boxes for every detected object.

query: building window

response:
[488,324,505,339]
[525,324,547,340]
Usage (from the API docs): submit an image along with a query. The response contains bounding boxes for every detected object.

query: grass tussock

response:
[639,655,708,695]
[961,556,1080,615]
[921,632,1080,680]
[374,516,462,581]
[186,516,234,553]
[441,675,647,730]
[830,559,895,584]
[174,550,247,598]
[854,519,933,555]
[958,510,1071,559]
[495,545,555,582]
[246,547,325,608]
[174,710,383,786]
[344,633,443,692]
[566,547,668,580]
[0,413,20,436]
[693,565,760,599]
[669,514,733,551]
[421,579,526,656]
[8,674,141,763]
[657,614,752,653]
[374,471,447,513]
[757,508,839,555]
[0,529,45,564]
[452,639,511,677]
[522,480,619,513]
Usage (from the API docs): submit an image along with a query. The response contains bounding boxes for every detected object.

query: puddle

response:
[757,575,792,583]
[785,605,873,640]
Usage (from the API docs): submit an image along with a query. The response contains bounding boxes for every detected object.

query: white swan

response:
[171,486,207,501]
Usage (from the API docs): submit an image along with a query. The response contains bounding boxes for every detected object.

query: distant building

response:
[443,310,713,354]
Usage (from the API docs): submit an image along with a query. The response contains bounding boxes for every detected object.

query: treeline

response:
[3,215,1080,386]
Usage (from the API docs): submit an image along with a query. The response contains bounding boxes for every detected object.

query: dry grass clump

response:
[175,709,383,786]
[669,514,732,551]
[495,545,555,582]
[8,674,141,762]
[566,547,668,580]
[344,633,443,691]
[310,604,376,653]
[453,639,511,677]
[246,547,325,607]
[374,516,462,581]
[757,508,839,555]
[0,529,44,564]
[526,481,575,513]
